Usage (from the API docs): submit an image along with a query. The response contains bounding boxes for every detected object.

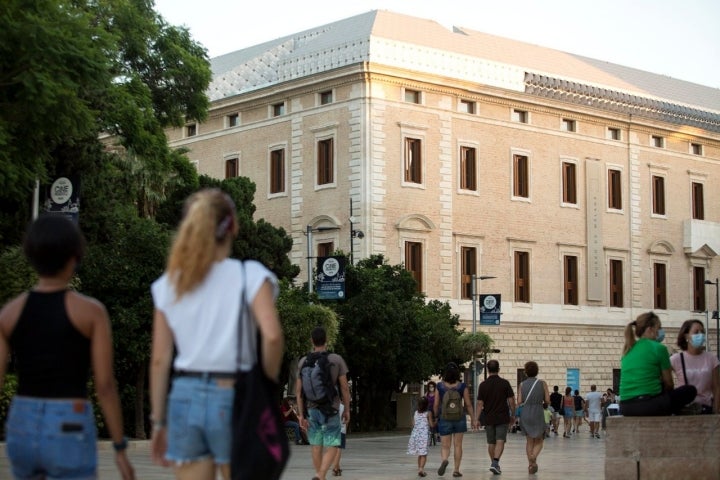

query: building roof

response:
[209,10,720,123]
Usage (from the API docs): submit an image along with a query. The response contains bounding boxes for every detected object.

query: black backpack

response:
[300,351,338,417]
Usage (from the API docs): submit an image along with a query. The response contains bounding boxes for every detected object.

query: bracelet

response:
[112,436,128,452]
[152,418,167,431]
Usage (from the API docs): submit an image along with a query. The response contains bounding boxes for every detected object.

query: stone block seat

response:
[605,415,720,480]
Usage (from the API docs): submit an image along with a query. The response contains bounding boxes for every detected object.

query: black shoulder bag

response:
[230,261,289,479]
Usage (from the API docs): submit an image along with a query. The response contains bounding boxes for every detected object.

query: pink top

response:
[670,351,719,406]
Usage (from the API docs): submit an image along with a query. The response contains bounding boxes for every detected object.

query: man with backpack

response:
[296,326,350,480]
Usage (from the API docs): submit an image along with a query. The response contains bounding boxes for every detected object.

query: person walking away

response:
[670,319,720,414]
[561,387,574,437]
[584,385,603,437]
[517,361,550,475]
[549,385,562,435]
[331,403,347,476]
[543,403,552,438]
[572,389,585,433]
[296,326,351,480]
[149,188,284,480]
[407,396,434,477]
[0,215,135,479]
[473,359,516,475]
[433,362,474,477]
[619,312,696,416]
[426,381,440,445]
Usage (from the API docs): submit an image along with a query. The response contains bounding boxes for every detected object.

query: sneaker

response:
[489,462,501,475]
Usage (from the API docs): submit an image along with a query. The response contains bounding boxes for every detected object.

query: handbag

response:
[230,261,289,480]
[678,353,710,415]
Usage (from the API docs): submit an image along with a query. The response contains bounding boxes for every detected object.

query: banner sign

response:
[479,294,502,325]
[316,256,346,300]
[44,176,80,222]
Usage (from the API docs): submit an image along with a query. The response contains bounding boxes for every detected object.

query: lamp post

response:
[306,225,340,295]
[349,198,364,265]
[471,274,496,408]
[705,278,720,361]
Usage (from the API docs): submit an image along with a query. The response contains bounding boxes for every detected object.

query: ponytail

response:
[166,189,237,299]
[622,312,659,356]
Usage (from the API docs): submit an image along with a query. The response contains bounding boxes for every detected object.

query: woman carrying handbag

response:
[149,188,285,480]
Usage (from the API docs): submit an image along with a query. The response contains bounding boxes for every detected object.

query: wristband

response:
[152,418,167,431]
[112,436,128,452]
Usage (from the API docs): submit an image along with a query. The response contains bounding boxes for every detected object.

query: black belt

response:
[620,394,659,404]
[175,370,235,380]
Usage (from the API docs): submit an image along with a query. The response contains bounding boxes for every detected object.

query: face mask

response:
[690,333,706,348]
[655,328,665,343]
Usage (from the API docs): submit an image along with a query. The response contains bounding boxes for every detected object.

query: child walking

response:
[407,396,434,477]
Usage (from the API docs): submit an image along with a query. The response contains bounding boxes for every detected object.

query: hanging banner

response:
[479,294,502,325]
[316,256,346,300]
[44,176,80,223]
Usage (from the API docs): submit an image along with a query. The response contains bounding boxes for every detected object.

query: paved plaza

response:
[1,428,606,479]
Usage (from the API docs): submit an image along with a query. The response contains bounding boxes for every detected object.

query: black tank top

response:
[10,290,91,398]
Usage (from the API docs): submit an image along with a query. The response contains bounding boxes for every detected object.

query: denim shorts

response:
[307,408,341,447]
[437,417,468,436]
[166,375,235,464]
[5,396,97,480]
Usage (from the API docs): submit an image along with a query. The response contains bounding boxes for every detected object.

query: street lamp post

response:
[306,225,340,295]
[705,278,720,361]
[349,198,364,265]
[471,274,496,408]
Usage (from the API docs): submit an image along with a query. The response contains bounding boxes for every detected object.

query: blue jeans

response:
[5,396,97,480]
[166,375,235,464]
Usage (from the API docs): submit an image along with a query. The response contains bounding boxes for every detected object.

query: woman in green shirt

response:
[619,312,696,416]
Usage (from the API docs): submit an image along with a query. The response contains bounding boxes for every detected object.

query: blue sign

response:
[316,256,346,300]
[567,368,580,392]
[479,294,502,325]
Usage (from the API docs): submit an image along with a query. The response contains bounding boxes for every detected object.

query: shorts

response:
[6,396,97,480]
[563,407,574,418]
[166,375,235,464]
[551,411,561,420]
[587,411,602,422]
[437,417,468,436]
[307,408,341,447]
[574,410,584,418]
[484,424,509,444]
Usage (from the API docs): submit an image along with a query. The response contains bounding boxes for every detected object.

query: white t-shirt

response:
[585,391,603,414]
[151,258,277,373]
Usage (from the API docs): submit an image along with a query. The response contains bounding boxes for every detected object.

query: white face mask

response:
[689,333,706,348]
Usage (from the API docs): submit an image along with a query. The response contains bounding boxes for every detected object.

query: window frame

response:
[561,160,577,206]
[271,102,285,117]
[651,174,666,216]
[693,266,706,312]
[269,147,286,196]
[404,137,423,185]
[319,90,333,105]
[459,145,478,192]
[653,262,667,310]
[609,259,624,308]
[317,241,334,258]
[460,246,477,300]
[227,113,239,128]
[607,127,621,141]
[514,250,530,303]
[651,135,665,148]
[316,137,335,187]
[511,108,529,124]
[607,168,623,211]
[691,181,704,220]
[404,88,421,104]
[564,255,579,306]
[405,241,424,293]
[512,152,530,200]
[561,118,577,132]
[690,143,703,156]
[459,99,476,114]
[225,157,238,179]
[186,123,197,137]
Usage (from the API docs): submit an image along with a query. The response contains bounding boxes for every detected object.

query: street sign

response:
[316,256,346,300]
[479,294,501,325]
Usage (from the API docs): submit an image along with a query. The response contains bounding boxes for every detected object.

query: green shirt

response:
[620,338,670,401]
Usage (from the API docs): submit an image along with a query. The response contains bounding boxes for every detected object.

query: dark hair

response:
[574,389,579,396]
[311,326,327,347]
[524,361,539,378]
[676,319,704,351]
[23,215,85,276]
[565,386,572,395]
[418,396,429,413]
[553,385,559,392]
[427,381,436,388]
[486,359,500,374]
[443,362,460,383]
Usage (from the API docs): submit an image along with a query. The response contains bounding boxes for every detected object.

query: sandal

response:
[453,472,463,477]
[529,463,538,474]
[418,472,427,477]
[332,468,342,476]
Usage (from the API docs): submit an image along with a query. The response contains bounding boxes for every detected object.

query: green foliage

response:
[0,374,17,440]
[0,246,36,304]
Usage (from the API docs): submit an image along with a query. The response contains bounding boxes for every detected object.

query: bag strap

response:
[237,261,259,370]
[521,378,540,405]
[680,352,688,386]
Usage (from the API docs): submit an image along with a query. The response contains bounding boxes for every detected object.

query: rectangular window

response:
[317,242,334,258]
[562,162,577,204]
[513,154,529,198]
[459,99,476,114]
[512,109,528,123]
[405,241,423,292]
[564,255,578,305]
[690,143,703,156]
[608,169,622,210]
[225,158,238,179]
[652,175,665,215]
[514,251,530,303]
[652,135,665,148]
[186,123,197,137]
[460,147,477,191]
[272,102,285,117]
[694,266,706,312]
[609,259,624,308]
[460,247,477,300]
[270,149,285,194]
[654,263,667,310]
[317,138,334,185]
[227,114,239,127]
[404,138,422,184]
[692,182,704,220]
[607,127,621,140]
[561,119,576,132]
[404,89,421,104]
[320,90,333,105]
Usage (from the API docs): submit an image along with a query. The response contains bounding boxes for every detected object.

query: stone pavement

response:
[1,428,606,479]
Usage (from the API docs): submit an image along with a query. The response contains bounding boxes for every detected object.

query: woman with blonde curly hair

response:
[149,188,283,480]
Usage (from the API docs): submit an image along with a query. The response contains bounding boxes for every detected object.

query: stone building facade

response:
[165,10,720,392]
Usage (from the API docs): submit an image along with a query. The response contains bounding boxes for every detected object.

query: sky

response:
[154,0,720,89]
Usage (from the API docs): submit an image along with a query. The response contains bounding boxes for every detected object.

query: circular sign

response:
[483,295,497,310]
[322,257,340,277]
[50,177,73,205]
